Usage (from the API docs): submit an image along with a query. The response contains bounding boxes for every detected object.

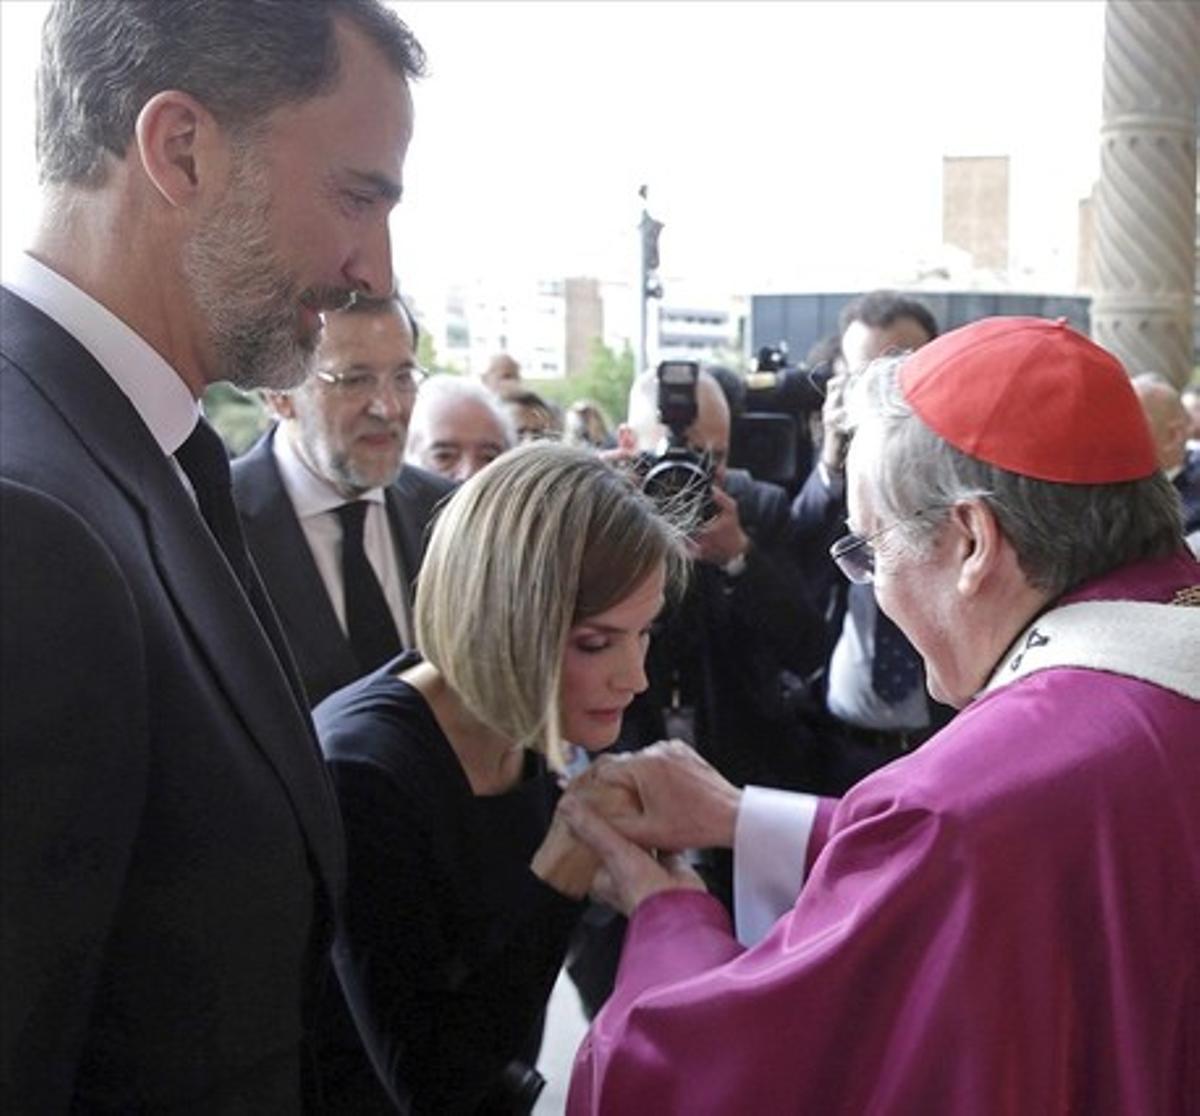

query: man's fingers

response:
[561,797,645,869]
[709,486,735,513]
[608,812,681,851]
[560,796,622,853]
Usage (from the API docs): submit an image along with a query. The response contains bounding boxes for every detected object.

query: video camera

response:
[726,344,835,494]
[636,360,718,532]
[743,343,834,417]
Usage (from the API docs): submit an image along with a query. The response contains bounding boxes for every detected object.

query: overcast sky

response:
[1,0,1108,299]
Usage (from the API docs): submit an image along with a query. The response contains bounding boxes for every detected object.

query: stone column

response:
[1092,0,1199,387]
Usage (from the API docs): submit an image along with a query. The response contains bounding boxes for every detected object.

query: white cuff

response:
[733,786,818,947]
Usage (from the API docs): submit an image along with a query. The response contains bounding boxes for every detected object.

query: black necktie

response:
[176,419,253,590]
[176,421,311,710]
[871,606,922,703]
[335,501,402,672]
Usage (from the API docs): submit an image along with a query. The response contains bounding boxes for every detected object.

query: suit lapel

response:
[385,482,421,605]
[1,291,344,903]
[234,433,359,688]
[387,466,452,604]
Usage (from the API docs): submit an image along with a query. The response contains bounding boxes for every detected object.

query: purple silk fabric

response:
[570,553,1200,1115]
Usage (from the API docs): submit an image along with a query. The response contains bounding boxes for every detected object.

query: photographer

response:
[621,366,827,793]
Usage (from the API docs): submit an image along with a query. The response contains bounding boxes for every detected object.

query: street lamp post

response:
[637,184,664,376]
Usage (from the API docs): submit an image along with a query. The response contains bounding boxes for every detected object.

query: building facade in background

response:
[415,276,742,379]
[943,155,1011,276]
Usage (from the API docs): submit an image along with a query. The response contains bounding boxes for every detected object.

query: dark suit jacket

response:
[1,288,344,1113]
[231,428,454,707]
[1175,447,1200,536]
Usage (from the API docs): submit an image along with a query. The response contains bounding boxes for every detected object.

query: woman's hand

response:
[559,796,706,917]
[531,769,641,900]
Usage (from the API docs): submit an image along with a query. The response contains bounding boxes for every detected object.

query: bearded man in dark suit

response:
[233,292,454,706]
[0,2,424,1110]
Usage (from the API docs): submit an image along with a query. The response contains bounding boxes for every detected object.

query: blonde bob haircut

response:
[415,441,688,770]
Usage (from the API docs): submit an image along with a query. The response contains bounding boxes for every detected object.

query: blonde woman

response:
[313,442,687,1114]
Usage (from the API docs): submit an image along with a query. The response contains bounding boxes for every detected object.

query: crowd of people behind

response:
[3,3,1199,1115]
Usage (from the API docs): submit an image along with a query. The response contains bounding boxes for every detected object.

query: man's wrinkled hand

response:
[560,796,707,917]
[581,740,742,853]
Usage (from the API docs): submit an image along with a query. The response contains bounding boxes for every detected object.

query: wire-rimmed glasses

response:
[829,509,937,584]
[315,363,427,403]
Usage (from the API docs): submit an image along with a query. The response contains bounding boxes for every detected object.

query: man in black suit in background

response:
[234,291,453,706]
[0,2,424,1110]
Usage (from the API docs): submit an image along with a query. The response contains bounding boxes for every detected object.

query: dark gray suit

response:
[1,288,344,1112]
[232,427,453,707]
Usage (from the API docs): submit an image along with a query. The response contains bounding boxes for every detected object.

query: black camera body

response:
[743,344,832,418]
[726,344,832,494]
[637,360,717,531]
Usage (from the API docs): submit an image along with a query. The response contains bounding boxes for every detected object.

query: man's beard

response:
[295,403,407,495]
[182,148,351,392]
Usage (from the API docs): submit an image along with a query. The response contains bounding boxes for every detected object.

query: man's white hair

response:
[407,374,516,458]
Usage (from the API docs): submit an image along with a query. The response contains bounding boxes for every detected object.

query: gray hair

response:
[415,442,688,769]
[407,375,517,458]
[37,0,425,187]
[847,354,1184,598]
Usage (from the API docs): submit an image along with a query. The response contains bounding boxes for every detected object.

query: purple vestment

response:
[570,554,1200,1114]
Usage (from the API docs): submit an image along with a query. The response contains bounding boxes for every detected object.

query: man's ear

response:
[134,90,230,208]
[951,498,1002,598]
[263,390,297,422]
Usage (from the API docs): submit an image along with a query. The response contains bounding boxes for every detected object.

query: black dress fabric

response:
[313,652,582,1114]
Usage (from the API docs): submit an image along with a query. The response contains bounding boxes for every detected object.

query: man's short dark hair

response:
[500,387,554,413]
[37,0,426,187]
[343,289,420,348]
[838,291,939,342]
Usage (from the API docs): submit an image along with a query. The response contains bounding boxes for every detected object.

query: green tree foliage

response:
[202,382,270,456]
[533,338,635,427]
[417,329,460,376]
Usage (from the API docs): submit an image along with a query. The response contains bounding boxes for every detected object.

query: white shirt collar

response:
[271,421,386,519]
[3,252,198,454]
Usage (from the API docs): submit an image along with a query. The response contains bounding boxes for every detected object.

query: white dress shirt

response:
[271,425,413,647]
[3,252,198,454]
[827,586,930,731]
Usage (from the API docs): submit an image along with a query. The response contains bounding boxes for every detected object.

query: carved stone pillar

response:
[1092,0,1199,387]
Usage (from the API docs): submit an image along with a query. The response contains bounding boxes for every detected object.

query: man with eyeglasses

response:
[559,317,1200,1114]
[233,291,453,706]
[791,290,951,793]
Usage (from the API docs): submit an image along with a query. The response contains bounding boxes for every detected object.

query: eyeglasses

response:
[315,364,427,401]
[829,509,937,584]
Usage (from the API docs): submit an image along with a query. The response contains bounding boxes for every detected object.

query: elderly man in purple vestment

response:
[558,316,1200,1115]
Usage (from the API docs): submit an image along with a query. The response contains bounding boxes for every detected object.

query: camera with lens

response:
[636,360,718,532]
[727,344,835,494]
[744,343,834,414]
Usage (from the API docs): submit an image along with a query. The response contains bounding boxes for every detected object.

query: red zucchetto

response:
[898,316,1158,484]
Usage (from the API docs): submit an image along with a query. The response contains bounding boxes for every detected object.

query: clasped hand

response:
[537,741,743,916]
